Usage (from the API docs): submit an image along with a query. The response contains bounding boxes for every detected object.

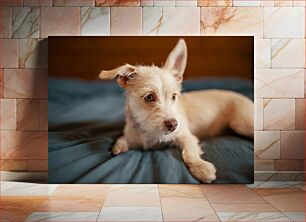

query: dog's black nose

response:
[164,119,178,132]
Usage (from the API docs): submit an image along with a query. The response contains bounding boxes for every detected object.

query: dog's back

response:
[181,89,254,139]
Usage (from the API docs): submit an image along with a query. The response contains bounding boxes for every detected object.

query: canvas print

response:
[48,36,254,184]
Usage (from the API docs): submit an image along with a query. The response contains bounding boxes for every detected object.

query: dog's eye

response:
[144,94,155,102]
[172,93,177,101]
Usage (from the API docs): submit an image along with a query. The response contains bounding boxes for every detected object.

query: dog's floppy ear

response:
[98,64,137,88]
[164,39,187,82]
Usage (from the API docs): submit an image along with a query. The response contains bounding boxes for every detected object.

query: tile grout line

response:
[199,184,296,221]
[255,191,288,214]
[95,184,112,221]
[157,184,165,222]
[198,185,222,221]
[251,188,297,221]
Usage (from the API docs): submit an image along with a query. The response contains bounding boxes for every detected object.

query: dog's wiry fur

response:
[99,39,254,183]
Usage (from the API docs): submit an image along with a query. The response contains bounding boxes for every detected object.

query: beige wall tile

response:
[198,0,232,6]
[39,99,48,130]
[19,39,48,68]
[27,159,48,171]
[3,69,48,99]
[281,131,305,159]
[233,0,260,6]
[176,0,197,6]
[254,99,263,130]
[263,99,295,130]
[143,7,200,35]
[53,0,95,6]
[96,0,140,6]
[23,0,52,6]
[0,69,3,98]
[254,160,275,171]
[295,99,305,130]
[200,7,263,38]
[0,0,22,6]
[272,39,305,68]
[0,7,11,38]
[275,160,304,171]
[274,0,293,6]
[141,0,153,6]
[0,99,16,130]
[17,99,40,130]
[264,7,305,38]
[111,7,142,35]
[1,131,48,159]
[154,0,175,6]
[255,131,280,159]
[260,0,274,6]
[41,7,80,38]
[0,159,27,171]
[293,0,306,6]
[12,7,39,38]
[255,39,271,68]
[255,69,304,98]
[0,39,18,68]
[304,70,306,97]
[81,7,110,36]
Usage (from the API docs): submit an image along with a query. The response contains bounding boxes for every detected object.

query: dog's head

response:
[99,39,187,140]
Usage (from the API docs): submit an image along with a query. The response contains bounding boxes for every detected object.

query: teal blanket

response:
[48,77,254,184]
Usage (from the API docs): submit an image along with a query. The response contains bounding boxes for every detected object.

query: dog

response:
[98,39,253,183]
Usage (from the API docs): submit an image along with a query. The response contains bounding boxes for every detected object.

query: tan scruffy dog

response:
[99,39,253,183]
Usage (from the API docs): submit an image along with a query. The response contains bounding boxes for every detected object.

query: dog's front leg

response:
[177,133,216,183]
[112,136,129,155]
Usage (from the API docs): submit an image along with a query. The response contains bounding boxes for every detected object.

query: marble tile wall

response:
[0,0,304,180]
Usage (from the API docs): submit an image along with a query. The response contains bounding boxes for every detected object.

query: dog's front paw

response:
[112,137,129,155]
[189,161,217,184]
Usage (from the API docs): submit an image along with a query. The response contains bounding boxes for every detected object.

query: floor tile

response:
[255,189,305,212]
[158,184,203,198]
[103,184,160,207]
[217,212,291,221]
[97,207,162,221]
[52,184,111,199]
[254,188,304,197]
[200,185,266,204]
[247,181,304,189]
[283,212,305,221]
[25,212,99,221]
[37,196,104,212]
[212,203,278,212]
[161,197,219,221]
[1,181,58,196]
[0,196,47,221]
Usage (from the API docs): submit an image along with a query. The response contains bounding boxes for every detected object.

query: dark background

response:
[48,36,254,80]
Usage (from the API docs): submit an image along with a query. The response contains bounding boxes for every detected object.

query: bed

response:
[48,77,254,184]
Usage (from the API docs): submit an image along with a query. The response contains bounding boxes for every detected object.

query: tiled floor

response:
[0,181,305,222]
